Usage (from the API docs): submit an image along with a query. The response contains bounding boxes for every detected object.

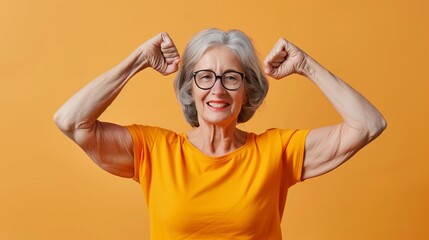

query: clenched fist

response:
[264,38,308,79]
[139,32,181,76]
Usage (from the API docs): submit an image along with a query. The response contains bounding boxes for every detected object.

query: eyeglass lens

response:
[194,70,243,90]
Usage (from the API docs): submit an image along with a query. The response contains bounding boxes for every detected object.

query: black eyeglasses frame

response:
[191,69,245,91]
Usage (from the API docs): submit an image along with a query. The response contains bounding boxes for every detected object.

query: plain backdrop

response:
[1,0,428,239]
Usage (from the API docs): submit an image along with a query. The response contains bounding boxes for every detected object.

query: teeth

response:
[208,102,229,108]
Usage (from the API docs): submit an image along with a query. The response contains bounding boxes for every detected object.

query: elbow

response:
[53,110,75,134]
[380,117,387,132]
[376,114,387,134]
[368,115,387,140]
[53,110,62,129]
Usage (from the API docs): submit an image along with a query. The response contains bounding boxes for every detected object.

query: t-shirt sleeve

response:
[281,129,310,186]
[125,125,159,182]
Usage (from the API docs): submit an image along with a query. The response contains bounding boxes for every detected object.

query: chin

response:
[199,116,238,127]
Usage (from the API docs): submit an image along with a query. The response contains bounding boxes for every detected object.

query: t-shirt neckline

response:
[180,132,253,162]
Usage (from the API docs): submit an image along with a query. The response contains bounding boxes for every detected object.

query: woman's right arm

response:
[53,33,180,178]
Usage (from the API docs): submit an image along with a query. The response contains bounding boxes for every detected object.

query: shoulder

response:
[126,124,177,136]
[125,124,182,146]
[255,128,308,140]
[253,128,310,150]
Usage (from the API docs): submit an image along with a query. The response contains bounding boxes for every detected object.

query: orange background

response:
[1,0,428,239]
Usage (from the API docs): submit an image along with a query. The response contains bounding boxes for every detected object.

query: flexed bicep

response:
[73,121,135,178]
[267,38,387,180]
[302,123,368,180]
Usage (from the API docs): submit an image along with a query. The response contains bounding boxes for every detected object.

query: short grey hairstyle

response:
[174,28,269,127]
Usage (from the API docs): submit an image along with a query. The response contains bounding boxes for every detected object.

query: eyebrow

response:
[224,68,243,73]
[195,68,243,73]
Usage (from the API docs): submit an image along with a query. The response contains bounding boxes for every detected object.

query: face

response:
[192,46,246,127]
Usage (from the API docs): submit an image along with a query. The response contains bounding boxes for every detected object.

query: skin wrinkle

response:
[51,29,387,239]
[187,46,247,157]
[54,29,386,179]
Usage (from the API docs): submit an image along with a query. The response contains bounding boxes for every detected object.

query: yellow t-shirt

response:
[126,125,309,240]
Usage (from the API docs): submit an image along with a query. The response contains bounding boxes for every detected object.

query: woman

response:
[54,28,386,239]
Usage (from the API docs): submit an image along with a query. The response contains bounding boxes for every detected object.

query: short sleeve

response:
[125,125,159,182]
[281,129,310,186]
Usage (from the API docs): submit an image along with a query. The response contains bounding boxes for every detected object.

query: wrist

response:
[300,56,325,81]
[300,56,314,78]
[113,47,149,81]
[134,46,149,70]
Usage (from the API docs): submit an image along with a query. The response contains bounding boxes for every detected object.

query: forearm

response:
[302,57,387,140]
[54,47,147,134]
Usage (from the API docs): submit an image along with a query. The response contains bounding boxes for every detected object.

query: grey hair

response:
[174,28,269,127]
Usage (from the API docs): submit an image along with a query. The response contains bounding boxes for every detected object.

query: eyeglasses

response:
[192,69,244,91]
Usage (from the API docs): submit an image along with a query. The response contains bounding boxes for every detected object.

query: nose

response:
[210,77,227,94]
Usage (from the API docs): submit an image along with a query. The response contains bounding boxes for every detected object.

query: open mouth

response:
[207,102,230,108]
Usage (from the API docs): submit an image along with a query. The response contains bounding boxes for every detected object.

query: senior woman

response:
[54,28,386,239]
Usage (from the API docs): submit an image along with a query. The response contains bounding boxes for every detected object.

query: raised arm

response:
[54,32,180,178]
[265,38,386,180]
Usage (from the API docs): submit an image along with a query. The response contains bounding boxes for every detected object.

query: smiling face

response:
[192,46,246,128]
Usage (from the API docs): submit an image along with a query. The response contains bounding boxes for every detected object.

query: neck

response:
[187,123,247,157]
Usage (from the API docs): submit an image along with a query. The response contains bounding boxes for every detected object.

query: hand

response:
[140,32,180,75]
[264,38,308,79]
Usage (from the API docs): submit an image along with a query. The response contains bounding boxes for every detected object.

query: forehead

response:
[194,46,243,71]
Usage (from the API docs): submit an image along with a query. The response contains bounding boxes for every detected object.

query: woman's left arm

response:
[265,38,387,180]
